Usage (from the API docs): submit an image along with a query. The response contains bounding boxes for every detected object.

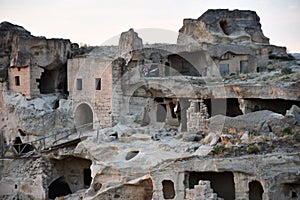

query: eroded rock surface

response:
[0,21,73,86]
[118,28,143,61]
[178,9,269,45]
[0,8,300,200]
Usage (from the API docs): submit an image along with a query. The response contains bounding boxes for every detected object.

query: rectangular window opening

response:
[240,60,249,74]
[76,78,82,90]
[95,78,101,90]
[15,76,20,86]
[219,64,229,76]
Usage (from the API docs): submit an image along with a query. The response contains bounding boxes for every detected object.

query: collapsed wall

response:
[0,21,75,98]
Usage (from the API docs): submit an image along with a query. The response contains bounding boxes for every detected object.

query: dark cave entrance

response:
[39,69,57,94]
[203,98,243,117]
[220,20,230,35]
[84,168,92,188]
[38,65,67,94]
[244,98,300,115]
[185,171,235,200]
[48,176,72,199]
[49,156,92,197]
[249,180,264,200]
[162,180,175,199]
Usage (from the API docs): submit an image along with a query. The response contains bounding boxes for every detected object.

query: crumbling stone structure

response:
[186,99,209,132]
[0,22,72,99]
[8,65,43,99]
[0,8,300,200]
[185,180,222,200]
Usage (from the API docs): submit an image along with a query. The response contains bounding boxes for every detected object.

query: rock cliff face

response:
[0,22,76,144]
[118,28,143,61]
[0,21,73,91]
[178,9,270,45]
[0,22,32,81]
[0,9,300,200]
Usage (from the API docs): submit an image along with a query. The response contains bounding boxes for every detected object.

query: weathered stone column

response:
[165,102,173,123]
[179,98,189,132]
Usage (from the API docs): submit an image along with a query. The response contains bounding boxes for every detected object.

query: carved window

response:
[76,78,82,90]
[95,78,101,90]
[220,64,229,76]
[15,76,20,86]
[240,60,249,74]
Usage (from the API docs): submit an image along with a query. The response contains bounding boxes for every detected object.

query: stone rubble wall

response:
[185,180,222,200]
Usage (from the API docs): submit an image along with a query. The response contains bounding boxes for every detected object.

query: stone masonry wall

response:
[8,66,31,98]
[68,57,113,129]
[30,65,43,97]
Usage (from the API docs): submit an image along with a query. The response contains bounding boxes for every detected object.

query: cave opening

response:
[249,180,264,200]
[244,98,300,115]
[125,150,139,160]
[203,98,243,117]
[49,156,93,196]
[48,176,72,199]
[185,171,235,200]
[39,69,57,94]
[162,180,175,199]
[220,20,230,35]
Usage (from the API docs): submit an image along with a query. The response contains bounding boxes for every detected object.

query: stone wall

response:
[217,54,256,75]
[68,57,113,129]
[186,99,209,132]
[30,65,44,97]
[185,180,221,200]
[8,66,31,98]
[8,65,43,99]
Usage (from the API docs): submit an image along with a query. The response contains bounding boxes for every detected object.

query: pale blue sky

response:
[0,0,299,52]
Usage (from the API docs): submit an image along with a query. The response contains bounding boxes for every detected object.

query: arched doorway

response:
[249,180,264,200]
[48,176,72,199]
[74,103,93,130]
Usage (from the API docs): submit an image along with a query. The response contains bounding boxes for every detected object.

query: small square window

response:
[95,78,101,90]
[76,79,82,90]
[15,76,20,86]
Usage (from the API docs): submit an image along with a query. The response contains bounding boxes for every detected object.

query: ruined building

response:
[0,9,300,200]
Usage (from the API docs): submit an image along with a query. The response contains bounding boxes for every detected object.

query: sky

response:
[0,0,300,52]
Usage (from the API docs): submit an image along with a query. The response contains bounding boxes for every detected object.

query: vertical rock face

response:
[0,22,32,81]
[178,9,270,45]
[0,21,73,89]
[118,28,143,61]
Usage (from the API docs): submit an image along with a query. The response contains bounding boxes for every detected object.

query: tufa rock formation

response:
[0,21,74,94]
[178,9,270,44]
[0,22,33,81]
[118,28,143,62]
[1,9,300,200]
